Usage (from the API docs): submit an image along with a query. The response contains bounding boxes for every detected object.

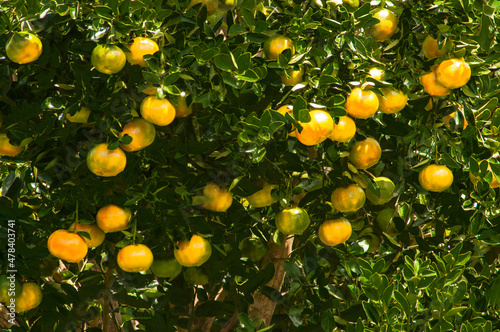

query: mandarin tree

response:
[2,0,500,331]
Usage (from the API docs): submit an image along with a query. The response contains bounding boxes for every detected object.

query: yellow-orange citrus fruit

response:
[0,275,23,302]
[12,283,42,313]
[119,118,156,152]
[442,112,468,130]
[281,67,304,86]
[295,110,334,146]
[263,35,295,60]
[175,93,193,118]
[366,177,395,205]
[329,116,356,143]
[349,137,382,169]
[435,58,471,89]
[318,218,352,246]
[345,88,379,119]
[96,204,132,233]
[246,182,278,208]
[6,31,43,64]
[420,66,451,97]
[200,183,233,212]
[469,160,500,188]
[86,143,127,177]
[418,164,453,192]
[331,184,366,213]
[91,45,126,75]
[150,257,182,279]
[183,267,209,285]
[117,244,154,272]
[276,105,296,137]
[0,132,23,157]
[69,222,105,248]
[47,229,88,263]
[174,234,212,267]
[367,8,398,42]
[126,37,159,67]
[140,96,176,126]
[275,207,311,235]
[368,67,386,81]
[422,35,445,59]
[377,88,408,114]
[66,107,91,123]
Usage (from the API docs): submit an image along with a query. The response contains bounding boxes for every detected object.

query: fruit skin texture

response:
[368,67,386,81]
[0,275,23,302]
[183,267,209,285]
[422,36,445,59]
[239,237,268,261]
[140,96,176,126]
[0,132,23,157]
[200,183,233,212]
[419,164,454,192]
[345,88,379,119]
[366,177,395,205]
[66,107,91,123]
[435,58,471,89]
[377,88,408,114]
[295,110,334,146]
[318,218,352,246]
[275,207,311,235]
[469,160,500,188]
[329,116,356,143]
[281,67,304,86]
[87,143,127,177]
[91,45,126,75]
[119,118,156,152]
[96,204,132,233]
[376,208,398,236]
[117,244,154,272]
[150,257,182,279]
[12,283,42,313]
[69,222,105,248]
[367,9,398,42]
[126,37,159,67]
[263,35,295,60]
[331,184,366,213]
[47,229,88,263]
[246,182,278,208]
[349,137,382,169]
[6,31,43,64]
[420,66,451,97]
[174,235,212,267]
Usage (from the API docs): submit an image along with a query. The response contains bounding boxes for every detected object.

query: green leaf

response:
[361,301,380,324]
[393,290,410,318]
[321,310,335,332]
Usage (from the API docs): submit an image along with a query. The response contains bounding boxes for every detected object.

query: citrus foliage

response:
[1,0,500,331]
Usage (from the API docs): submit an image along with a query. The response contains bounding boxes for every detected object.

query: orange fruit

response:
[91,45,126,75]
[377,88,408,114]
[345,88,379,119]
[435,58,471,89]
[366,8,398,42]
[376,208,399,236]
[0,132,23,157]
[263,35,295,60]
[96,204,132,233]
[469,160,500,188]
[150,257,183,279]
[183,267,209,285]
[140,96,176,126]
[368,67,386,81]
[331,184,366,213]
[365,177,395,205]
[0,275,23,302]
[174,234,212,267]
[6,31,43,64]
[117,244,154,272]
[329,116,356,143]
[295,110,334,146]
[239,237,268,261]
[175,92,193,118]
[349,137,382,169]
[246,182,278,208]
[119,118,156,152]
[418,164,453,192]
[200,183,233,212]
[281,67,304,86]
[422,35,445,59]
[126,37,159,67]
[65,107,91,123]
[86,143,127,177]
[69,222,105,248]
[47,229,88,263]
[12,283,42,313]
[318,218,352,246]
[276,105,296,137]
[420,65,451,97]
[275,207,311,235]
[442,112,468,130]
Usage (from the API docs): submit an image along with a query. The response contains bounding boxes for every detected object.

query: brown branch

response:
[220,310,239,332]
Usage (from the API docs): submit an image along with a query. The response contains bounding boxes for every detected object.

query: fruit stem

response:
[380,0,386,8]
